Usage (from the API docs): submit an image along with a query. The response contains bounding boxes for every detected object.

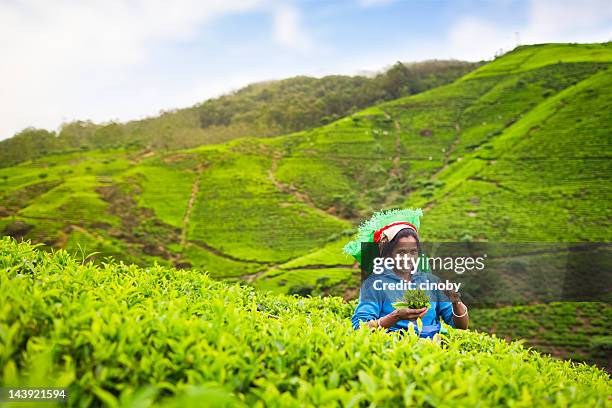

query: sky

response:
[1,0,611,141]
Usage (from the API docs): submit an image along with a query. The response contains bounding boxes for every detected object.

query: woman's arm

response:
[353,278,430,330]
[352,278,428,329]
[367,307,428,329]
[451,301,469,329]
[351,280,382,329]
[351,298,380,330]
[441,288,469,329]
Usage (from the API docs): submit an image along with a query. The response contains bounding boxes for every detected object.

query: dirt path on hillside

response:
[13,214,108,251]
[55,224,113,261]
[180,162,204,246]
[128,149,156,165]
[190,239,273,265]
[468,176,517,193]
[267,151,352,223]
[178,162,278,266]
[382,111,403,181]
[433,122,461,179]
[424,122,462,212]
[238,153,359,282]
[267,152,316,207]
[239,262,353,282]
[422,97,562,212]
[16,214,65,222]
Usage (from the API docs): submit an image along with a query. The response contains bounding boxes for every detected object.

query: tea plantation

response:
[1,237,611,407]
[1,43,610,284]
[0,42,611,373]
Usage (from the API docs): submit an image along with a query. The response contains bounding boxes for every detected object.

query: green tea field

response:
[1,237,610,406]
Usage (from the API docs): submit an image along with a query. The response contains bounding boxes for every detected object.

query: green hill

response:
[0,60,478,168]
[1,43,610,290]
[0,42,609,273]
[1,237,610,407]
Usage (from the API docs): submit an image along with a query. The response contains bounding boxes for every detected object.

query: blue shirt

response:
[351,266,456,332]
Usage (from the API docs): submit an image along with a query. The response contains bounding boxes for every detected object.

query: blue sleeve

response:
[351,279,382,330]
[427,274,455,328]
[438,300,456,328]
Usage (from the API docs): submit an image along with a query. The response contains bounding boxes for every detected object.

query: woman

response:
[344,208,468,334]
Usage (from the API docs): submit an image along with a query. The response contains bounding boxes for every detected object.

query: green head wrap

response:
[343,208,424,265]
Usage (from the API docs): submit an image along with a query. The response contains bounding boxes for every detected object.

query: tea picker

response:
[344,208,469,336]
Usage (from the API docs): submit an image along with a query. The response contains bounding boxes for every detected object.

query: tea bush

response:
[1,236,610,407]
[391,288,431,310]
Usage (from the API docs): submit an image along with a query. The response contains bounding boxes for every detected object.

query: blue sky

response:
[1,0,611,140]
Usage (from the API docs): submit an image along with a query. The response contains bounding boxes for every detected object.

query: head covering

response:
[343,208,423,265]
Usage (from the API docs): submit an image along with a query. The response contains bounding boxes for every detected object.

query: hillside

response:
[406,44,612,242]
[0,60,478,168]
[1,43,610,294]
[1,237,610,406]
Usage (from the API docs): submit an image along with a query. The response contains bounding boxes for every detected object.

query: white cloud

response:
[0,0,265,140]
[272,4,312,51]
[448,17,516,61]
[1,0,610,141]
[448,0,612,61]
[528,0,612,38]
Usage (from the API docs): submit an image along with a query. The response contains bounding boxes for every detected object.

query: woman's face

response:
[390,236,419,274]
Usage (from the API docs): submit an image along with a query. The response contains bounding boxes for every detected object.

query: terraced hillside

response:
[0,60,479,168]
[1,43,610,298]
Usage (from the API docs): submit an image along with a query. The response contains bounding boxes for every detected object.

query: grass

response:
[186,142,350,263]
[413,67,612,242]
[463,43,612,79]
[253,267,355,296]
[120,164,196,229]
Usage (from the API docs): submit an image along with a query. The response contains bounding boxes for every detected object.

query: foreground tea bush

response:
[1,237,610,407]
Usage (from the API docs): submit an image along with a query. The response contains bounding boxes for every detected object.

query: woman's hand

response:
[442,287,461,303]
[393,307,428,321]
[442,287,469,329]
[368,307,428,330]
